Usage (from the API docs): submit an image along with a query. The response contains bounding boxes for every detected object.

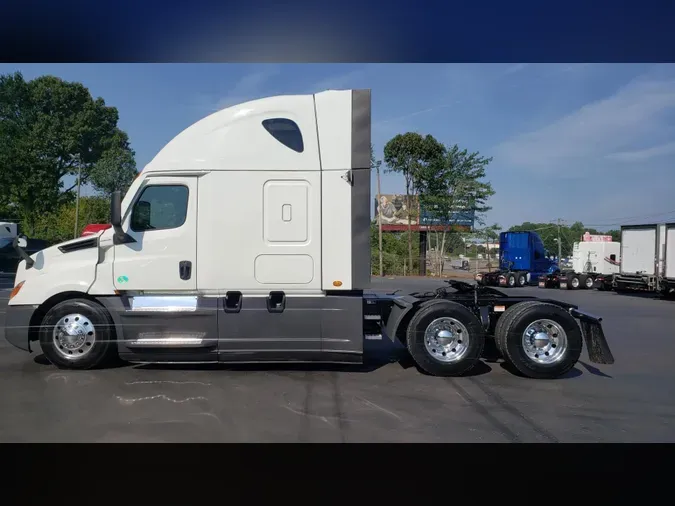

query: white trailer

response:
[665,223,675,287]
[4,89,615,380]
[613,223,674,296]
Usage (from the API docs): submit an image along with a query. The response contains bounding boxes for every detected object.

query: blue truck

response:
[476,231,559,288]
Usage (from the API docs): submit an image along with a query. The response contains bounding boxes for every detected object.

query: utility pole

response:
[556,218,562,266]
[73,166,82,239]
[376,162,383,277]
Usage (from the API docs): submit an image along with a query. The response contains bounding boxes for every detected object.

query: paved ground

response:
[1,274,674,443]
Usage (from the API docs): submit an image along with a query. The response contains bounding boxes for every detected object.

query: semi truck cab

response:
[4,89,614,380]
[477,231,557,288]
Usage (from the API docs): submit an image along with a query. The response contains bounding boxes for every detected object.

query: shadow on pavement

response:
[499,361,583,379]
[612,290,675,301]
[33,353,128,369]
[578,360,613,378]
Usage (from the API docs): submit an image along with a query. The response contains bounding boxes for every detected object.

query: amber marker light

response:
[9,281,24,301]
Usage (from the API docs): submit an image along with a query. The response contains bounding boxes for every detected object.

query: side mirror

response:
[12,234,34,269]
[111,191,122,227]
[110,190,136,245]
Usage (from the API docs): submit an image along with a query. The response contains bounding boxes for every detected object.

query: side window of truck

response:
[262,118,304,153]
[130,185,189,232]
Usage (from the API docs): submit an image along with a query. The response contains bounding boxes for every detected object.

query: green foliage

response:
[31,196,110,244]
[418,144,495,228]
[507,221,610,257]
[89,129,138,197]
[0,71,136,236]
[383,133,445,270]
[607,229,620,242]
[370,224,420,275]
[383,132,445,198]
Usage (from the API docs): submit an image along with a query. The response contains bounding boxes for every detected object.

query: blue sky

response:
[2,63,675,231]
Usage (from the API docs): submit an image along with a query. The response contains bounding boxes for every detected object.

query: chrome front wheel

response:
[52,313,97,360]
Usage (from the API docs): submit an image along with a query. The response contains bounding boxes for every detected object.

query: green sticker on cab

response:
[117,275,129,284]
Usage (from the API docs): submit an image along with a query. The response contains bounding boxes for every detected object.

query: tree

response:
[478,223,501,267]
[90,129,138,198]
[0,72,136,235]
[416,144,495,275]
[31,196,110,244]
[507,221,607,258]
[384,133,445,272]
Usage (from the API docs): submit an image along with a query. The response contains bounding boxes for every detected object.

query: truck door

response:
[113,176,197,292]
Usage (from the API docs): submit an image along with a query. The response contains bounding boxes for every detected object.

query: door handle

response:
[179,261,192,280]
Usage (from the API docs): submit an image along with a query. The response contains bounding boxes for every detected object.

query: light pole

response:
[73,166,82,239]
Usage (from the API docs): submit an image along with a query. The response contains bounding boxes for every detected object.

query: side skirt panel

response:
[96,295,218,363]
[217,294,364,363]
[96,293,366,365]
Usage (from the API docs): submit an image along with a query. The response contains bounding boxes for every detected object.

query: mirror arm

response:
[12,236,34,269]
[113,229,136,245]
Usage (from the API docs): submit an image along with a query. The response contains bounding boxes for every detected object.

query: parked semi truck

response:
[613,223,675,296]
[5,89,614,380]
[476,231,558,288]
[539,237,620,290]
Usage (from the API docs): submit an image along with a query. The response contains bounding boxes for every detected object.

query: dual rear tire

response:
[406,299,583,379]
[494,301,582,379]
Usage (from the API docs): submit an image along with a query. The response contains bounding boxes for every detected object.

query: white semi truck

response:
[5,89,614,379]
[539,238,621,291]
[613,223,675,296]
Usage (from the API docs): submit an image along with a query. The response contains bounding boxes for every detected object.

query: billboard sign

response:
[374,194,419,226]
[582,232,613,242]
[374,194,475,231]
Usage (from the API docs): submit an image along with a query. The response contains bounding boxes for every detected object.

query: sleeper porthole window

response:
[262,118,304,153]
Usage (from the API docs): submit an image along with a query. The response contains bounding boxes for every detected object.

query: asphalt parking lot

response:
[1,274,674,443]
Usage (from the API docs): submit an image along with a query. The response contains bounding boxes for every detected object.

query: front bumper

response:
[4,305,37,352]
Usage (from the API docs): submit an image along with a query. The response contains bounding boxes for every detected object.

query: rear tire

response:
[39,298,118,370]
[582,275,594,289]
[567,274,580,290]
[406,300,485,377]
[506,273,516,288]
[517,272,527,287]
[494,301,582,379]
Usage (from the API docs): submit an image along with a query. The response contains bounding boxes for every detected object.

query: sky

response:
[2,63,675,231]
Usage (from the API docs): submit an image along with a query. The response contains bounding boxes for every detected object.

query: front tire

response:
[39,298,118,370]
[406,300,485,377]
[494,301,582,379]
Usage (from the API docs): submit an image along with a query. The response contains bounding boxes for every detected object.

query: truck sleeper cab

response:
[476,231,557,289]
[5,89,614,380]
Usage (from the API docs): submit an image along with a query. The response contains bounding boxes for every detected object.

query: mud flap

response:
[570,309,615,365]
